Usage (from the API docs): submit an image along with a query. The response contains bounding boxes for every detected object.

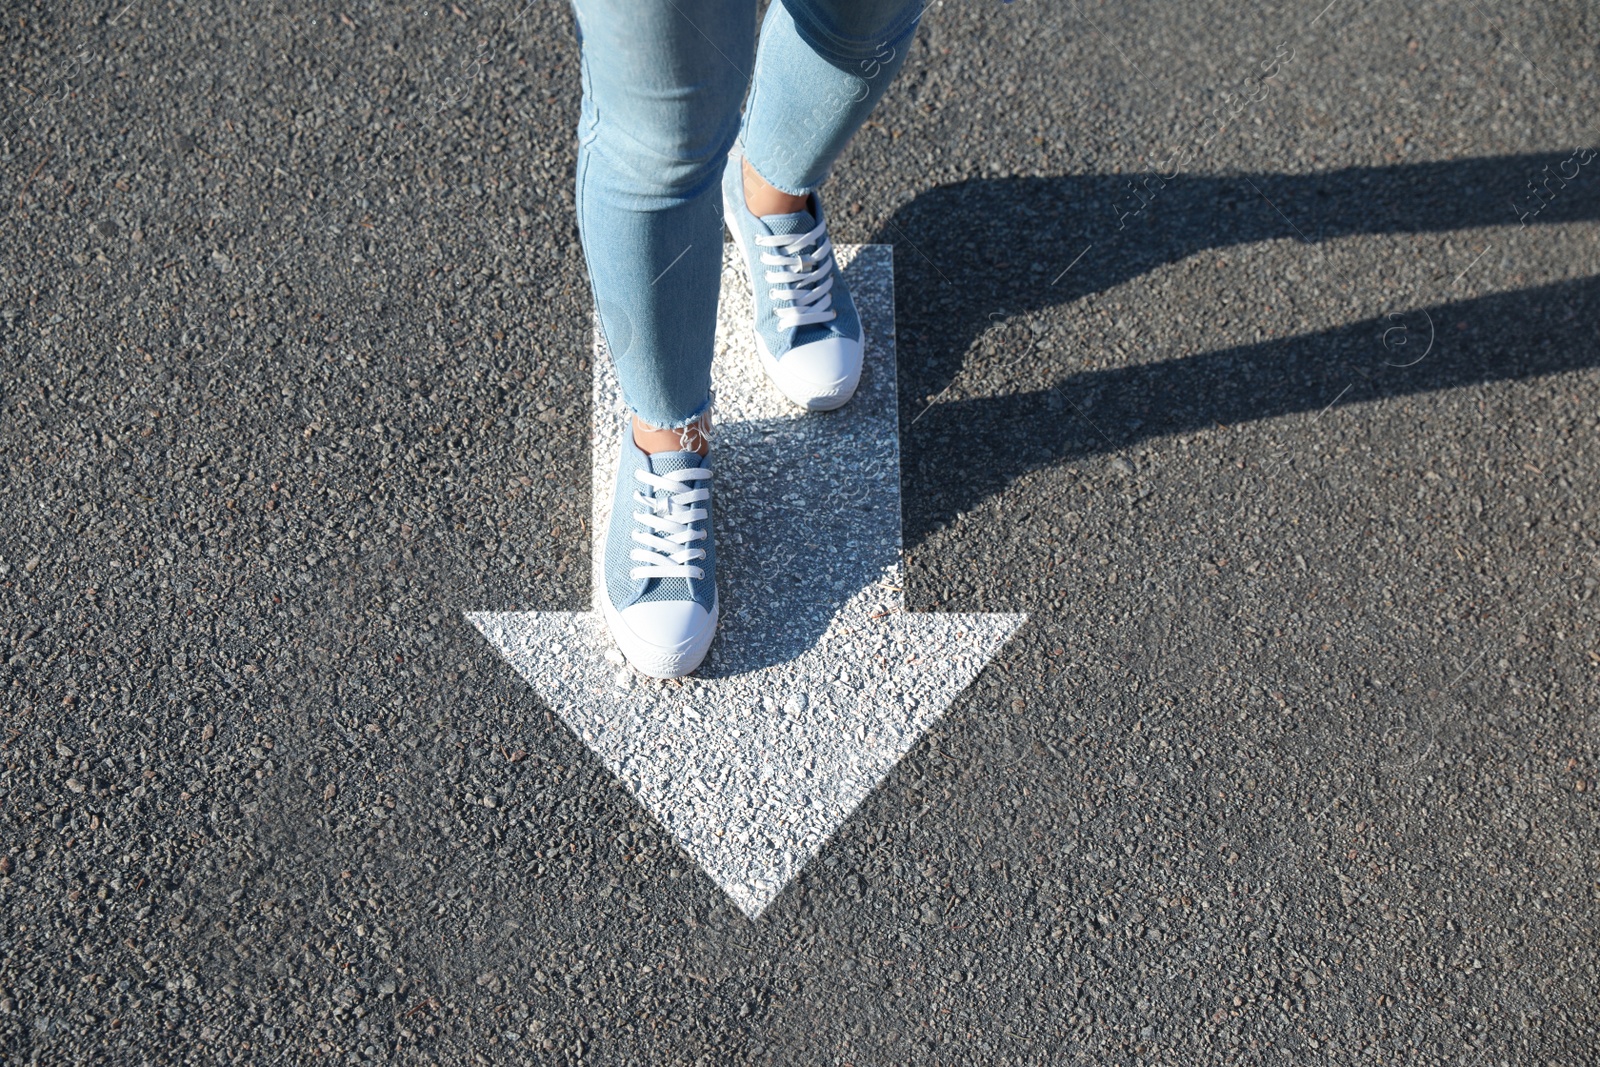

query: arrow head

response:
[466,608,1025,917]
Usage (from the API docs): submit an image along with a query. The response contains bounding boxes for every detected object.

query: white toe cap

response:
[608,598,719,678]
[617,600,715,653]
[766,334,863,410]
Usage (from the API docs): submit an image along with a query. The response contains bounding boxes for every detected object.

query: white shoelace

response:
[628,466,711,580]
[756,218,839,330]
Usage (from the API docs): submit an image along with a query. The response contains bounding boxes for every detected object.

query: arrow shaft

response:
[591,246,906,652]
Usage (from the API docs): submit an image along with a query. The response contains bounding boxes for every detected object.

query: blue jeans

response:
[573,0,921,428]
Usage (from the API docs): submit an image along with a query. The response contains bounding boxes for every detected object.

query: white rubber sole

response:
[723,190,864,412]
[600,590,719,680]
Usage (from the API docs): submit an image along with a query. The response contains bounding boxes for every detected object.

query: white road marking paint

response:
[468,246,1025,918]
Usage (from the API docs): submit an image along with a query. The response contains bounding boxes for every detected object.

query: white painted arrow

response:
[468,245,1024,918]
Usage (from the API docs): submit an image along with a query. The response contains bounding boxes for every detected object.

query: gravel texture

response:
[2,0,1598,1063]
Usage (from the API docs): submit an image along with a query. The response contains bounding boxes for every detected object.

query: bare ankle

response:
[632,413,711,456]
[742,157,811,218]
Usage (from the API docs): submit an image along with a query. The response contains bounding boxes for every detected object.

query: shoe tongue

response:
[760,208,816,237]
[645,449,707,478]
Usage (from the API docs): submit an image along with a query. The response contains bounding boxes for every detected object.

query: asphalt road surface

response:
[3,0,1598,1063]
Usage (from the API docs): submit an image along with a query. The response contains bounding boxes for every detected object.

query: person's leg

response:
[718,0,921,410]
[572,0,755,441]
[742,0,922,199]
[572,0,753,678]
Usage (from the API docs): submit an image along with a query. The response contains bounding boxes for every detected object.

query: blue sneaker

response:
[600,420,718,678]
[722,150,864,411]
